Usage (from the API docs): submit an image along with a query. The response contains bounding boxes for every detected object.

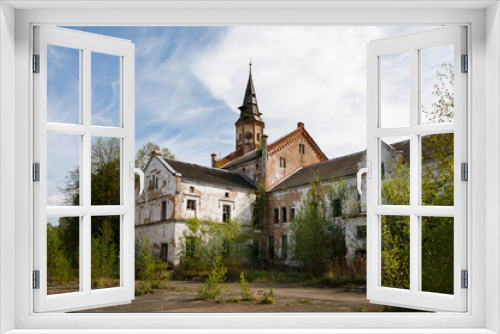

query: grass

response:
[297,299,312,304]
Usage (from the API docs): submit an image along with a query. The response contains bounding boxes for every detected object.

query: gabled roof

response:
[220,123,328,169]
[162,158,256,190]
[266,123,328,161]
[220,149,261,169]
[270,150,365,192]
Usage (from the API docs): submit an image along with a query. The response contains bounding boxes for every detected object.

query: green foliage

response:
[251,180,267,229]
[178,217,251,275]
[196,255,228,300]
[47,223,76,284]
[289,176,360,274]
[91,219,119,288]
[298,299,312,304]
[135,141,175,171]
[235,272,252,301]
[135,237,170,291]
[260,288,274,304]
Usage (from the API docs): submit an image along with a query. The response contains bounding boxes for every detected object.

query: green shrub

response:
[260,288,274,305]
[196,255,228,300]
[135,237,170,292]
[235,272,252,301]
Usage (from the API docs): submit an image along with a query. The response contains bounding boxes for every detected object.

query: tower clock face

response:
[244,131,253,140]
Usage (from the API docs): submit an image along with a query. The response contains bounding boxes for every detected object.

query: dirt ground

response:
[78,280,387,313]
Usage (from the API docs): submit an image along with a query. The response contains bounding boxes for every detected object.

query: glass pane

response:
[381,136,410,205]
[421,216,454,294]
[381,215,410,290]
[47,134,80,206]
[91,216,120,290]
[47,45,80,124]
[380,51,410,128]
[91,52,121,127]
[420,45,454,124]
[47,216,80,295]
[421,133,454,206]
[91,137,121,206]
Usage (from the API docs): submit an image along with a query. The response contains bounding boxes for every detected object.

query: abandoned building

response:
[135,65,408,265]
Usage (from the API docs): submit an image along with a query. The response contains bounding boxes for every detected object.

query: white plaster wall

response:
[135,221,188,265]
[178,181,254,225]
[135,156,177,225]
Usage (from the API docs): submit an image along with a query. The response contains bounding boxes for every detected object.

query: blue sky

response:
[47,25,448,206]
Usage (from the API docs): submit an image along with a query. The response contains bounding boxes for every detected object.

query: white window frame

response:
[1,2,499,333]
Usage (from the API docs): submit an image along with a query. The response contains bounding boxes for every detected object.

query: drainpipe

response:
[262,134,268,190]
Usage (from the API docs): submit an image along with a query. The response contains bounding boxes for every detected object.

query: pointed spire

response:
[237,62,262,123]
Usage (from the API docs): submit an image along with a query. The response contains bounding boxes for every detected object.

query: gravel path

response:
[78,281,386,313]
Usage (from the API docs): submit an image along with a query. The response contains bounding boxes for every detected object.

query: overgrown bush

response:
[178,217,252,277]
[91,219,119,288]
[135,237,170,292]
[196,255,228,300]
[235,272,252,301]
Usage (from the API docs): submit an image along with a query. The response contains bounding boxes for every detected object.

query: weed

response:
[260,288,274,305]
[227,297,239,303]
[235,272,252,301]
[353,306,366,312]
[135,288,143,297]
[297,299,312,304]
[196,255,228,300]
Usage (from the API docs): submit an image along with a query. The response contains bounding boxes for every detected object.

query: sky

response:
[46,25,451,206]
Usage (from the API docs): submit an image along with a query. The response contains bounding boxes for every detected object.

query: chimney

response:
[150,150,162,158]
[211,153,217,168]
[261,134,268,189]
[297,122,304,129]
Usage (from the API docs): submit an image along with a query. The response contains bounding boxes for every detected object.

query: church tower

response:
[235,63,265,154]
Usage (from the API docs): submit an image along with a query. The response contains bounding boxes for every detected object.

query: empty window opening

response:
[187,199,196,210]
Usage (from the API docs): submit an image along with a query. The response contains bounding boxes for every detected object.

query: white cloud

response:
[191,26,436,158]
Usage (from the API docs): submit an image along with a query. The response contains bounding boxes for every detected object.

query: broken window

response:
[161,201,167,220]
[290,207,296,220]
[186,237,195,257]
[268,236,274,259]
[281,207,287,222]
[222,204,231,223]
[281,235,288,259]
[187,199,196,210]
[273,208,279,223]
[332,198,342,217]
[161,243,168,262]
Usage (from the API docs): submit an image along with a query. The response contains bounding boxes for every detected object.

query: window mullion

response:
[82,47,92,294]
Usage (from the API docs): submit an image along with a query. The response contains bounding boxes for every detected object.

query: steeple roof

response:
[237,63,263,123]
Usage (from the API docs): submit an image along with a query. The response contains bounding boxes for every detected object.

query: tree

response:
[135,141,175,170]
[289,176,360,274]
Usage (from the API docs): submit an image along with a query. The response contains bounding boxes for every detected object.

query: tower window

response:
[225,192,229,198]
[257,133,261,142]
[299,143,305,154]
